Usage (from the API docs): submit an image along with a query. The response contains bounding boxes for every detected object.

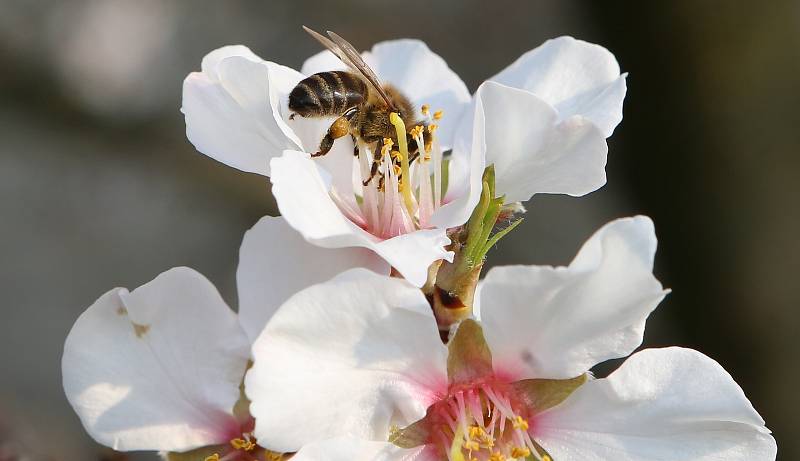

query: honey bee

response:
[288,26,431,185]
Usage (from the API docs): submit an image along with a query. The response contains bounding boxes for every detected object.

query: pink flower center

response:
[331,107,447,239]
[425,382,545,461]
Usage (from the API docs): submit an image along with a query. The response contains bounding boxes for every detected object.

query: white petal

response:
[245,269,448,452]
[62,268,249,452]
[537,347,777,461]
[490,36,627,137]
[182,46,304,176]
[430,88,486,230]
[472,81,608,202]
[364,39,471,149]
[236,215,389,342]
[301,49,346,76]
[270,150,452,287]
[479,216,668,380]
[291,437,431,461]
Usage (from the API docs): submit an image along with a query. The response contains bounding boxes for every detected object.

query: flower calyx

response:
[429,165,524,332]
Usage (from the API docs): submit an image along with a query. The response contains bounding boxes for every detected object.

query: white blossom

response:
[61,216,385,455]
[245,216,776,460]
[182,36,625,286]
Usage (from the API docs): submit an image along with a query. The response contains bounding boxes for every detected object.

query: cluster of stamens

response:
[431,385,546,461]
[340,103,446,238]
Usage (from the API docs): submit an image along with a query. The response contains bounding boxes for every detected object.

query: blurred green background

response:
[1,1,797,459]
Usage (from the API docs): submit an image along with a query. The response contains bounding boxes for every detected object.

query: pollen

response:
[381,138,395,157]
[542,456,552,461]
[204,455,220,461]
[427,124,438,134]
[510,447,531,458]
[489,453,506,461]
[512,415,529,431]
[433,109,444,120]
[464,440,481,452]
[410,125,425,139]
[230,437,256,451]
[421,104,430,115]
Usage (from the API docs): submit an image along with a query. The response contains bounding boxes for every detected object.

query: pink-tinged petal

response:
[270,150,452,287]
[292,438,433,461]
[182,46,304,176]
[480,216,668,380]
[62,268,249,452]
[470,81,608,203]
[245,269,448,453]
[537,347,777,461]
[490,36,627,137]
[236,215,389,342]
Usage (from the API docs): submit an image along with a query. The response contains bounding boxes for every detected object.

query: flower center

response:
[428,384,548,461]
[332,104,446,239]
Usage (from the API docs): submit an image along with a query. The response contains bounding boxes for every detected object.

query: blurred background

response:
[1,0,797,459]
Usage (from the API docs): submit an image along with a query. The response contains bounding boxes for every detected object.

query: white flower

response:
[245,216,776,460]
[61,216,385,455]
[182,36,626,286]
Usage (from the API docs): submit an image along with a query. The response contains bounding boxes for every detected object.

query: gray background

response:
[1,1,798,459]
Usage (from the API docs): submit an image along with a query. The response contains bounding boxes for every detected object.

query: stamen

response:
[512,416,528,431]
[430,386,541,461]
[434,109,444,120]
[204,455,220,461]
[421,104,430,116]
[230,437,255,451]
[510,447,531,458]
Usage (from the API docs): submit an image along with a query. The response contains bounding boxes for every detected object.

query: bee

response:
[288,26,431,186]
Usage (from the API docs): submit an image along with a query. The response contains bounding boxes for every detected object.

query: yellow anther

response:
[489,452,506,461]
[421,104,430,115]
[433,109,444,120]
[266,452,283,461]
[423,154,432,162]
[463,440,480,452]
[410,125,424,138]
[204,455,220,461]
[391,150,402,160]
[512,415,529,431]
[468,425,485,439]
[510,447,531,458]
[230,437,256,451]
[393,164,402,176]
[542,456,552,461]
[381,139,395,156]
[427,124,439,134]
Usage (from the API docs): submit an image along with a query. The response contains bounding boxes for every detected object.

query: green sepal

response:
[510,373,588,415]
[447,319,494,385]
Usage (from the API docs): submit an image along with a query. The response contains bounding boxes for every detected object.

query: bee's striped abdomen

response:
[289,71,367,117]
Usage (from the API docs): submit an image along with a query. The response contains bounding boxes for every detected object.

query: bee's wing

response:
[302,26,397,110]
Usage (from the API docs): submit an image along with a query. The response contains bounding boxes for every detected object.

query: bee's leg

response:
[312,116,350,158]
[362,137,383,186]
[377,172,385,191]
[351,135,359,157]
